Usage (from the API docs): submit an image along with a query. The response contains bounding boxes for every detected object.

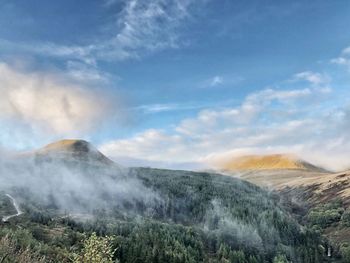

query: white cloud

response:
[100,129,191,162]
[342,46,350,55]
[200,75,244,89]
[135,103,186,114]
[246,87,313,102]
[0,62,114,137]
[176,87,329,136]
[100,80,350,171]
[32,43,96,65]
[210,76,224,87]
[134,101,208,114]
[0,0,202,63]
[66,61,111,84]
[113,0,190,52]
[292,71,330,86]
[95,0,205,61]
[0,39,96,65]
[331,46,350,70]
[331,57,349,65]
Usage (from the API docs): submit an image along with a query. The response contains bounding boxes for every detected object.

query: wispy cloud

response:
[331,46,350,70]
[104,0,118,7]
[175,86,330,136]
[104,0,197,59]
[66,60,112,84]
[292,71,330,86]
[0,0,203,63]
[0,0,206,149]
[199,75,244,89]
[0,39,96,65]
[101,129,188,162]
[134,102,209,114]
[209,75,224,87]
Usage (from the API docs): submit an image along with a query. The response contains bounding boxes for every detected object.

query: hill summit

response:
[218,154,324,171]
[36,139,114,165]
[41,139,94,153]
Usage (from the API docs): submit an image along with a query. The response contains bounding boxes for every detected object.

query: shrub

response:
[0,235,46,263]
[340,243,350,263]
[273,254,289,263]
[308,202,343,228]
[342,210,350,227]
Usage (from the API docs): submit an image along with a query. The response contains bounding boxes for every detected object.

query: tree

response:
[342,210,350,227]
[0,234,46,263]
[74,233,117,263]
[340,243,350,263]
[273,254,289,263]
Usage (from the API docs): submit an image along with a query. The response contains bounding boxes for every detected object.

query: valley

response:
[0,140,335,262]
[1,1,348,262]
[217,154,350,261]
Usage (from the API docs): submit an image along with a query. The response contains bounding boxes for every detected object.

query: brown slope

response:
[35,139,114,165]
[218,154,325,172]
[280,170,350,205]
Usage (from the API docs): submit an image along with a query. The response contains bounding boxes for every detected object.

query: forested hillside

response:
[0,153,330,262]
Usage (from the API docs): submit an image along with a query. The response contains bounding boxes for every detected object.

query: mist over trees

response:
[0,145,330,262]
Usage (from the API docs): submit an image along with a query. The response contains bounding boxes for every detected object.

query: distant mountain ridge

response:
[218,154,325,172]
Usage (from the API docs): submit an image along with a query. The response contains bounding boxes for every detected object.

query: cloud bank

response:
[0,0,207,150]
[0,62,116,148]
[100,70,350,171]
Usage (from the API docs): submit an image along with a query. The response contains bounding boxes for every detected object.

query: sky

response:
[1,0,350,171]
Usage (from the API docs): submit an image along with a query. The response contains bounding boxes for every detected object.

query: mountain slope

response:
[280,170,350,205]
[222,162,350,249]
[218,154,325,172]
[0,140,328,262]
[276,170,350,247]
[35,139,114,165]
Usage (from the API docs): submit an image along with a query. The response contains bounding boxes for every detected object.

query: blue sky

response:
[1,0,350,170]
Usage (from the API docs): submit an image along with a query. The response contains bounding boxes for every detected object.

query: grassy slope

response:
[216,154,325,172]
[227,168,350,254]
